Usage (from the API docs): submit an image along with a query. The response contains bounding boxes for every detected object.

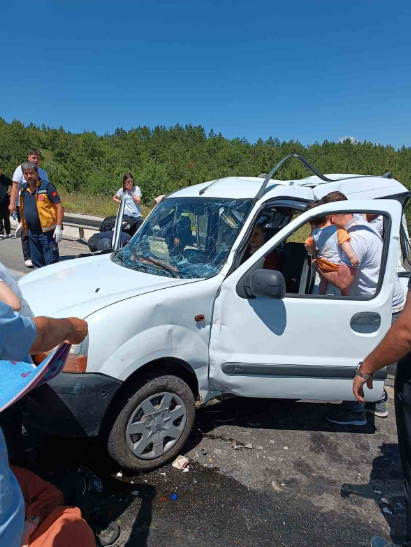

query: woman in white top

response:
[113,173,143,235]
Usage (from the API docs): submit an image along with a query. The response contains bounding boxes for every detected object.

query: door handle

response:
[350,312,381,333]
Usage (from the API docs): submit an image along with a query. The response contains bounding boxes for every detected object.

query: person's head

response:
[123,173,134,191]
[321,191,347,204]
[249,224,266,250]
[306,200,328,228]
[320,191,353,227]
[21,161,39,184]
[27,149,41,166]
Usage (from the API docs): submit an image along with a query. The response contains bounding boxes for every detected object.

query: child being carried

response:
[304,201,359,296]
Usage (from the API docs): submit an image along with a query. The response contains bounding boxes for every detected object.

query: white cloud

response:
[338,136,358,144]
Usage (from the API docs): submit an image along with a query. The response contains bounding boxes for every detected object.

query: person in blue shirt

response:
[0,301,88,547]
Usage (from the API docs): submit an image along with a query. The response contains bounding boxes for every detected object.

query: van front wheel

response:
[107,375,196,472]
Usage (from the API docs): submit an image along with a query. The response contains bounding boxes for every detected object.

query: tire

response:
[107,374,196,472]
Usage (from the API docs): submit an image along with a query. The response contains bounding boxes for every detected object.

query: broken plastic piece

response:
[132,490,139,496]
[244,443,253,449]
[172,455,189,470]
[382,507,392,515]
[116,471,123,478]
[171,493,178,500]
[201,448,208,456]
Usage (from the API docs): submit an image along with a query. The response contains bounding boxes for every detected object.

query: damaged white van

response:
[21,154,411,471]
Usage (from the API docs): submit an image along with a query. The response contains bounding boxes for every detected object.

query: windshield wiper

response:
[136,254,180,278]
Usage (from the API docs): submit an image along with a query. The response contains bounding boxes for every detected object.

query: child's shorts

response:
[317,257,340,273]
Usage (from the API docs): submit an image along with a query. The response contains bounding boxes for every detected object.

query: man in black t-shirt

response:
[353,278,411,547]
[0,166,12,238]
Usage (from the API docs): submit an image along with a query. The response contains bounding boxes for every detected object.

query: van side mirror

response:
[244,269,286,299]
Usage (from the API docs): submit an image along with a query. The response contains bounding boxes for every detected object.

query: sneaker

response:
[4,234,10,239]
[366,390,388,418]
[24,259,33,268]
[324,407,367,426]
[371,536,400,547]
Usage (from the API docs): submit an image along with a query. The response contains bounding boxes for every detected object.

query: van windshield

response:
[113,197,252,279]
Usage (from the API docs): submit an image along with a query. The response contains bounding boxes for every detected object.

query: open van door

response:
[112,192,126,251]
[209,199,402,403]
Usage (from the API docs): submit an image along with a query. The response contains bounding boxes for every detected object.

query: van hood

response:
[19,253,197,319]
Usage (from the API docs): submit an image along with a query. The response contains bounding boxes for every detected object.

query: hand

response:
[65,318,88,345]
[8,203,16,214]
[350,256,360,267]
[174,237,180,247]
[353,374,374,403]
[54,225,63,243]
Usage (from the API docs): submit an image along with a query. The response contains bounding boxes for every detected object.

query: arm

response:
[313,261,357,290]
[340,241,360,267]
[0,282,21,311]
[130,191,141,205]
[9,181,19,213]
[353,291,411,402]
[30,316,88,353]
[113,195,121,204]
[54,201,64,226]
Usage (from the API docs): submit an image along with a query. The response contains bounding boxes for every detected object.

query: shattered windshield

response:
[113,197,252,279]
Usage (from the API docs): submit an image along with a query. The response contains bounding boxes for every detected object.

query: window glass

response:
[113,197,252,280]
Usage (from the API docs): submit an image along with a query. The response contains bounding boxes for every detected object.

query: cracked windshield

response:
[113,197,252,279]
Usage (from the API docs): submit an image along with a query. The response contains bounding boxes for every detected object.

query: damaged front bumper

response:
[25,372,122,438]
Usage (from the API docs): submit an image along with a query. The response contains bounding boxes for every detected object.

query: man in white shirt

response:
[318,193,405,425]
[9,150,49,268]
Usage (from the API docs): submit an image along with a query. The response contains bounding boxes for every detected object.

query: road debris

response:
[201,448,208,456]
[183,467,190,473]
[247,422,262,427]
[132,490,139,496]
[382,507,392,515]
[172,455,189,470]
[256,445,263,450]
[381,498,390,504]
[233,443,243,450]
[171,493,178,500]
[116,471,123,478]
[374,490,382,495]
[244,443,253,449]
[283,447,288,450]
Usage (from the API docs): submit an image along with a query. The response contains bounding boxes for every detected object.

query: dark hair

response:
[28,149,41,158]
[321,191,347,204]
[123,173,133,184]
[306,200,328,227]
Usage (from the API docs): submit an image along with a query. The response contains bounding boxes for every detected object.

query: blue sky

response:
[1,0,410,147]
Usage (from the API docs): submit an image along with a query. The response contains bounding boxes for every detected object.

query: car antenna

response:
[199,177,224,195]
[254,154,335,204]
[383,171,393,179]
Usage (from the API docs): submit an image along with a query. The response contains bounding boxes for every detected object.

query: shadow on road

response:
[341,442,406,545]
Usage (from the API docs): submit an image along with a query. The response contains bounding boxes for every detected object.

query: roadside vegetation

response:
[1,117,410,223]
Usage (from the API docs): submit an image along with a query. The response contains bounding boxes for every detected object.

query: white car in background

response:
[21,154,411,472]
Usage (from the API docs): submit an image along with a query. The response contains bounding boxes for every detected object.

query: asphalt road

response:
[0,234,89,277]
[0,237,406,547]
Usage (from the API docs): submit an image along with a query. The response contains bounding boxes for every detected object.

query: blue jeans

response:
[28,229,59,268]
[349,310,402,412]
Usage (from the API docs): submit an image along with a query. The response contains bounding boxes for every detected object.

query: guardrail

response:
[63,212,104,239]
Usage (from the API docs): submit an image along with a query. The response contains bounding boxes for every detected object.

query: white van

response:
[22,154,411,472]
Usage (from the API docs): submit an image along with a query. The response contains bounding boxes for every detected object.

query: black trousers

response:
[395,352,411,546]
[16,205,31,260]
[0,200,11,235]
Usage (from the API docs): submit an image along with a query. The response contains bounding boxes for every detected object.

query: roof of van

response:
[170,174,409,202]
